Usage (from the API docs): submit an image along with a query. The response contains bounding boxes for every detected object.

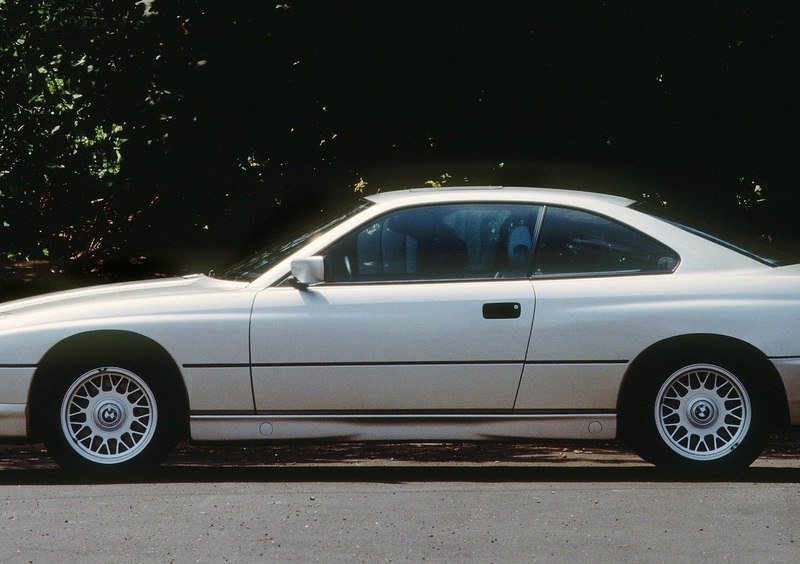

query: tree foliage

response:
[1,0,353,276]
[1,1,140,264]
[2,1,799,285]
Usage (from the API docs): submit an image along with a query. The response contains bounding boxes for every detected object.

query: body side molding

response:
[190,413,617,441]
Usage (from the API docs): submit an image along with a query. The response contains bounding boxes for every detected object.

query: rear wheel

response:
[621,354,770,473]
[39,361,179,474]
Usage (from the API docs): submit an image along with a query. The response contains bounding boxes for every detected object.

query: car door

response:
[250,202,541,412]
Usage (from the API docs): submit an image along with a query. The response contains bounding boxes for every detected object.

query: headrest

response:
[507,226,532,259]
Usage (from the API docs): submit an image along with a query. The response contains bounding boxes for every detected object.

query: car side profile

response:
[1,186,799,475]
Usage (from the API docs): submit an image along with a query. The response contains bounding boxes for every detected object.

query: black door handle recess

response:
[483,302,521,319]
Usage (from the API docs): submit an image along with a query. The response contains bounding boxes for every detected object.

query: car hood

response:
[0,274,248,318]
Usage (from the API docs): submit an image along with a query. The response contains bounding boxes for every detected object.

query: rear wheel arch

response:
[617,334,789,470]
[619,334,789,431]
[29,330,190,444]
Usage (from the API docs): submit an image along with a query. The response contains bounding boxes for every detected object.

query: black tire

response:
[620,351,770,474]
[38,358,180,475]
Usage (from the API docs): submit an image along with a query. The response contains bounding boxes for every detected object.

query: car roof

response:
[364,186,637,208]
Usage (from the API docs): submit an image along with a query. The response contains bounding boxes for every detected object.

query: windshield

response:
[217,200,372,281]
[631,201,800,267]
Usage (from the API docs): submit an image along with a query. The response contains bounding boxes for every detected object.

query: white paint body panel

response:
[190,413,617,441]
[529,273,800,361]
[516,363,627,411]
[250,281,535,410]
[0,276,260,423]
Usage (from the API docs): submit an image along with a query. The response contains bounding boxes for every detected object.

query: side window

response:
[532,207,679,277]
[324,204,541,283]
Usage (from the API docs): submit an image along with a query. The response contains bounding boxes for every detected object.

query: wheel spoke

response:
[60,367,158,465]
[654,364,752,461]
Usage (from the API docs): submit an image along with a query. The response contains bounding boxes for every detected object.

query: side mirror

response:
[290,256,325,288]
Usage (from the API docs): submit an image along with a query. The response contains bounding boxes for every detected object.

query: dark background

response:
[2,1,799,296]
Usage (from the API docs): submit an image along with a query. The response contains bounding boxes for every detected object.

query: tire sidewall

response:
[622,349,770,473]
[38,357,177,474]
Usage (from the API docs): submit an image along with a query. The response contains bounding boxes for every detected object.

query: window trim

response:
[317,201,543,285]
[529,205,680,279]
[279,201,682,286]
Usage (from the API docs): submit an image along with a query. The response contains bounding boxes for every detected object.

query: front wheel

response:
[621,356,770,473]
[40,364,178,474]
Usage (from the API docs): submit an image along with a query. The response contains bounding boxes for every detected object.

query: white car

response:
[1,186,799,475]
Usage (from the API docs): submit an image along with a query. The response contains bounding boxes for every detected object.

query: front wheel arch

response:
[29,331,190,467]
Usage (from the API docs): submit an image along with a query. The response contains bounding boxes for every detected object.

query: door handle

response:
[482,302,521,319]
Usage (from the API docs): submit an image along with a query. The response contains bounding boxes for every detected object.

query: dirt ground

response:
[1,429,799,471]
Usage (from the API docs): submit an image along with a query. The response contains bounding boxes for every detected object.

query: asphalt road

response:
[1,439,798,563]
